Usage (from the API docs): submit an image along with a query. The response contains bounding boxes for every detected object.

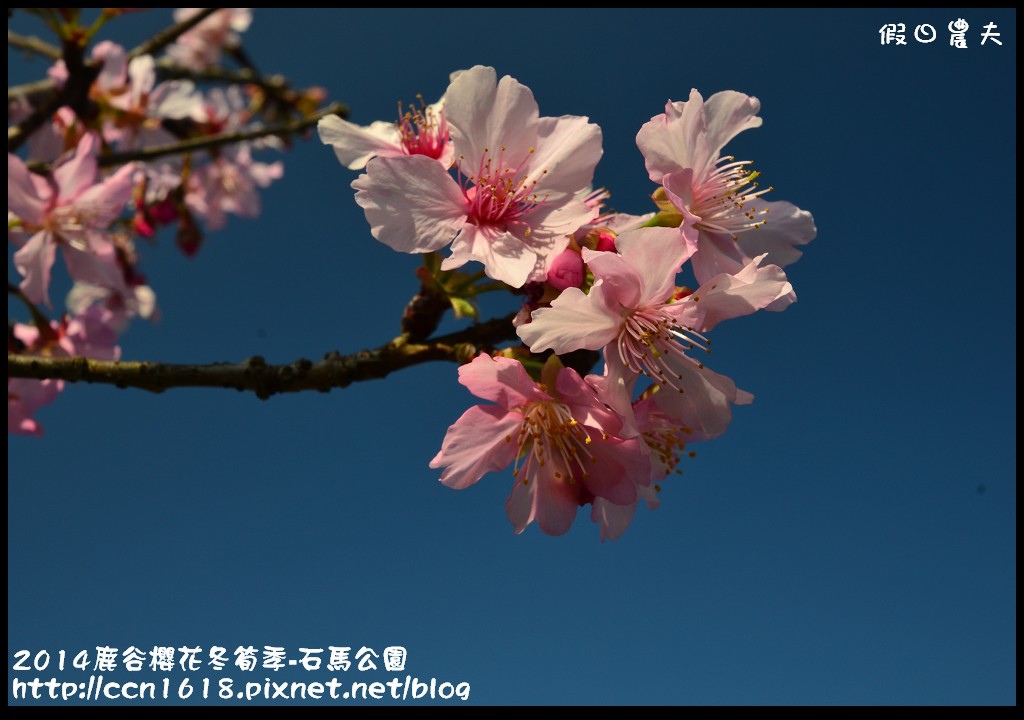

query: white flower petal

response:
[352,156,467,254]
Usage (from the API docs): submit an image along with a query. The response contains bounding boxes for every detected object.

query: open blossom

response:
[103,53,203,150]
[589,385,715,541]
[518,227,795,437]
[67,280,159,328]
[430,355,650,537]
[8,133,135,306]
[8,376,62,436]
[351,65,603,288]
[318,95,453,170]
[167,8,252,71]
[637,89,816,284]
[184,144,283,231]
[8,302,122,436]
[48,40,127,93]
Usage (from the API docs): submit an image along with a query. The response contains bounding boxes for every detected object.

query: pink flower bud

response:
[546,248,584,291]
[594,231,617,253]
[176,212,204,258]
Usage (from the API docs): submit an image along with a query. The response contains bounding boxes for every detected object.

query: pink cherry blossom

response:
[637,89,816,284]
[167,8,253,71]
[8,377,62,436]
[545,247,585,291]
[430,354,650,537]
[351,65,603,288]
[184,144,283,231]
[104,54,202,150]
[8,133,135,306]
[318,95,453,170]
[48,40,127,93]
[518,227,795,437]
[588,373,714,541]
[8,303,122,436]
[67,280,159,328]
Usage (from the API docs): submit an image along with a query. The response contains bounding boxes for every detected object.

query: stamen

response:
[692,156,773,237]
[512,399,599,488]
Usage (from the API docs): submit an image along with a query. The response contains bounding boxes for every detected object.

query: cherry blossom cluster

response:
[8,8,324,434]
[322,66,816,539]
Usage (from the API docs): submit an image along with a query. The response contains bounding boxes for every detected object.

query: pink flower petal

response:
[533,483,579,536]
[8,378,62,436]
[517,196,597,243]
[524,461,580,537]
[689,231,746,282]
[653,355,745,439]
[734,200,817,271]
[8,154,48,225]
[13,231,57,306]
[607,226,696,307]
[318,115,402,171]
[669,255,795,332]
[53,133,99,202]
[636,90,711,183]
[444,65,539,171]
[457,354,550,410]
[517,283,621,355]
[352,155,467,254]
[61,242,127,298]
[556,365,625,436]
[529,115,603,198]
[578,250,643,309]
[591,497,638,542]
[429,405,521,490]
[74,162,136,227]
[442,224,539,288]
[504,472,538,534]
[702,90,763,159]
[583,435,646,505]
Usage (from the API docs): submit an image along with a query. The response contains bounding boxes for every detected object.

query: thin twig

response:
[7,29,61,60]
[25,102,348,172]
[99,101,348,166]
[9,58,310,109]
[157,62,286,91]
[7,77,58,104]
[126,7,221,61]
[8,314,519,400]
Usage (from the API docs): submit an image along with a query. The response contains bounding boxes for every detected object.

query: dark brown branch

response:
[126,7,221,61]
[8,314,519,400]
[7,29,62,60]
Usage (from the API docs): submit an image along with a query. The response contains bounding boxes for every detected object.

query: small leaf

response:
[449,296,478,320]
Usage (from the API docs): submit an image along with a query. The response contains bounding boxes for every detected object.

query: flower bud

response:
[546,248,584,291]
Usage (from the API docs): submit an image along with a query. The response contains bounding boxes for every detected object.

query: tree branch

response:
[8,39,99,153]
[97,101,348,166]
[9,56,299,105]
[25,102,348,172]
[8,314,519,400]
[8,29,62,60]
[157,62,287,93]
[126,7,221,61]
[7,77,58,104]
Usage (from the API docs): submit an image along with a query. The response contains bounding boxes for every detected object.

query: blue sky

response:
[8,9,1016,705]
